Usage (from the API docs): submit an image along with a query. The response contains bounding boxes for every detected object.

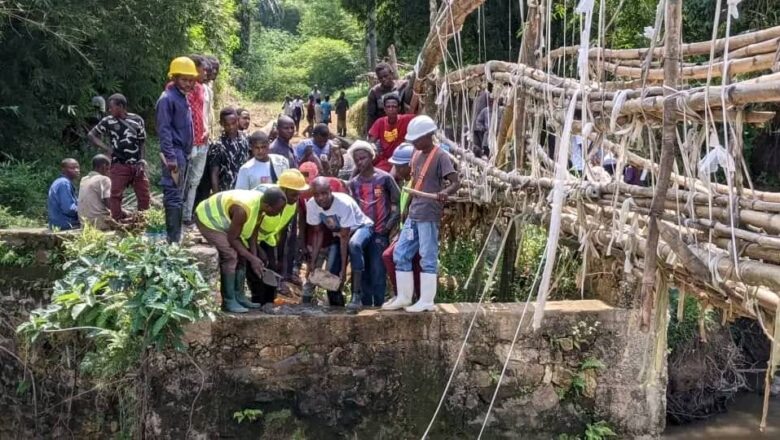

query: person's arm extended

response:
[308,227,323,278]
[227,205,265,274]
[338,227,350,284]
[87,123,111,154]
[276,222,289,274]
[438,171,460,202]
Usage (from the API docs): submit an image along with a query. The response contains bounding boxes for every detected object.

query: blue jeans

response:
[347,225,374,272]
[361,233,389,306]
[183,144,208,221]
[393,219,440,274]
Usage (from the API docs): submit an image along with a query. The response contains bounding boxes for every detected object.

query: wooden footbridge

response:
[405,0,780,428]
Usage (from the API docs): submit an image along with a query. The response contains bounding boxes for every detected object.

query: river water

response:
[663,394,780,439]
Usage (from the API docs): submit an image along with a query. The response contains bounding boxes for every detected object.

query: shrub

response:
[0,205,42,229]
[18,228,218,373]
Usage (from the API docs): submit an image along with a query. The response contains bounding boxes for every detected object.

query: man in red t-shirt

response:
[368,93,415,172]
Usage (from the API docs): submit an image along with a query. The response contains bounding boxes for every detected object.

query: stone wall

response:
[149,301,665,439]
[0,228,666,439]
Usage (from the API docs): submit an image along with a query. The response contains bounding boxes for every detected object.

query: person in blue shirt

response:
[320,95,333,125]
[294,124,331,173]
[156,56,198,243]
[47,158,81,230]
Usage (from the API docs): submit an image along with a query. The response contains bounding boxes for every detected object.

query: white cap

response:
[405,115,437,142]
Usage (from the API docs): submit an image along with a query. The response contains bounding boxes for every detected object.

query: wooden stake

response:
[641,0,682,331]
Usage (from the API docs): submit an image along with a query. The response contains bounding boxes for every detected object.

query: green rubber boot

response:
[221,272,248,313]
[235,268,261,309]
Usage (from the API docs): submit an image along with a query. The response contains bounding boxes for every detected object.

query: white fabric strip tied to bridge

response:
[697,132,735,180]
[532,90,581,331]
[727,0,743,19]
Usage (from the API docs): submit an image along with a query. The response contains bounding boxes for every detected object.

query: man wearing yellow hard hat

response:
[155,56,198,243]
[246,169,309,305]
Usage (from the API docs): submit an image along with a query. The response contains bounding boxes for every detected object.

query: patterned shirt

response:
[89,113,146,164]
[348,169,400,235]
[207,132,250,192]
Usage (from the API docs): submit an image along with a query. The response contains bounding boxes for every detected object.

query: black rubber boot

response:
[234,268,261,309]
[165,207,183,244]
[346,270,363,311]
[327,290,345,307]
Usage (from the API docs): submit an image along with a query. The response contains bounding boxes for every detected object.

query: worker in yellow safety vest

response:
[246,169,309,305]
[194,188,287,313]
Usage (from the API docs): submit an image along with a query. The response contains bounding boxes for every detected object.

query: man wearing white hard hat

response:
[383,115,459,312]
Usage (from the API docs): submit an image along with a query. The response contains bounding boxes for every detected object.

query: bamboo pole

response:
[603,53,775,80]
[547,25,780,61]
[641,0,681,330]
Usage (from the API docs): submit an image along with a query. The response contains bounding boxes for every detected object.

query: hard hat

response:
[405,115,437,142]
[347,140,376,160]
[388,143,414,165]
[168,57,198,79]
[278,169,310,192]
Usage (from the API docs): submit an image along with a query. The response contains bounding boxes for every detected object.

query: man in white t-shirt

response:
[235,131,289,190]
[304,176,373,306]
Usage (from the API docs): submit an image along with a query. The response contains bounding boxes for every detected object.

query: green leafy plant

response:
[233,408,263,424]
[0,241,34,267]
[569,374,586,397]
[584,421,617,440]
[143,208,167,234]
[580,358,606,371]
[18,226,217,361]
[0,205,42,228]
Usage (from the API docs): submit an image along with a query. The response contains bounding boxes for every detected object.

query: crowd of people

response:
[47,58,460,314]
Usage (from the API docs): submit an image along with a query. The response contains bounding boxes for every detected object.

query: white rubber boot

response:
[405,272,438,312]
[382,272,414,310]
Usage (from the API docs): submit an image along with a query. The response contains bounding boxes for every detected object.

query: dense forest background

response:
[1,0,779,226]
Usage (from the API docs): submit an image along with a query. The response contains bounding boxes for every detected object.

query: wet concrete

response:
[663,393,780,439]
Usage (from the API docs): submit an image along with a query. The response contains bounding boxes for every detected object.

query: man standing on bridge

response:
[156,56,198,243]
[384,116,459,312]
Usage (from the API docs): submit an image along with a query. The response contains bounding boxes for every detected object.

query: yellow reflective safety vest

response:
[253,184,297,246]
[194,190,263,241]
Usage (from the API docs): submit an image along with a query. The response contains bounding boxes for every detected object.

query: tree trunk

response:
[367,7,378,71]
[430,0,438,26]
[236,0,251,67]
[502,1,541,170]
[411,0,487,106]
[388,44,398,77]
[641,0,682,330]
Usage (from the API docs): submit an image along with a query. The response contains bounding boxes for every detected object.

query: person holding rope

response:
[384,116,459,312]
[195,188,287,313]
